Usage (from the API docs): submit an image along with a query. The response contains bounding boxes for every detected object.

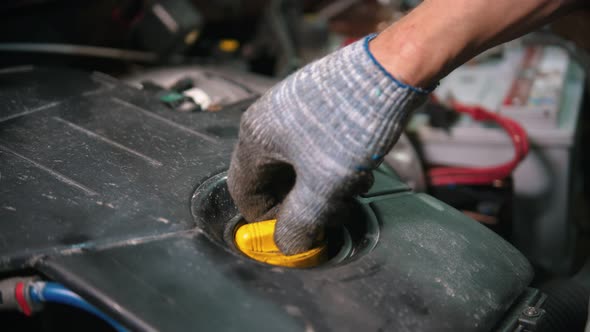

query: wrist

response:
[368,25,459,89]
[363,35,432,94]
[368,0,476,88]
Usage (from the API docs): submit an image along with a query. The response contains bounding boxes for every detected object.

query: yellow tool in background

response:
[234,219,327,268]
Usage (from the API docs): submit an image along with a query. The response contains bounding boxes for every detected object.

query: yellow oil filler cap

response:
[234,219,327,268]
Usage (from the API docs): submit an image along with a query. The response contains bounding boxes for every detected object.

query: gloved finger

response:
[273,169,376,255]
[273,180,338,255]
[227,139,295,222]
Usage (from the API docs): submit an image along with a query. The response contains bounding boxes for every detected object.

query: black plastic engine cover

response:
[0,66,533,331]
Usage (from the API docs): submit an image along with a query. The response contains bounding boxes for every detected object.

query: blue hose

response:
[29,282,128,332]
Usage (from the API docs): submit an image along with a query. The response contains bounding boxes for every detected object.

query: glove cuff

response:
[363,34,435,94]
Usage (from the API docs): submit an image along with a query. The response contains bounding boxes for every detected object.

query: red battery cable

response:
[427,97,529,186]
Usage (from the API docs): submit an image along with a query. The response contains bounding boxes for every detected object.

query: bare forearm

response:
[370,0,583,88]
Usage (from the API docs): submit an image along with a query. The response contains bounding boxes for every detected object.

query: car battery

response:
[0,66,537,331]
[409,43,586,275]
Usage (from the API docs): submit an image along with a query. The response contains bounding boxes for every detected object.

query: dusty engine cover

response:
[0,66,533,331]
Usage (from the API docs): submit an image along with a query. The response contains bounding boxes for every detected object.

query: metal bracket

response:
[514,293,548,332]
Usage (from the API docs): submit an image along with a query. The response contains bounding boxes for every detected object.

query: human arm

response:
[372,0,583,88]
[228,0,585,255]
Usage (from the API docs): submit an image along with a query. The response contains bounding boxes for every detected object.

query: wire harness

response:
[0,277,127,332]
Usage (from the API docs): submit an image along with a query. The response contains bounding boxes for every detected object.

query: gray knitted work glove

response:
[228,35,430,255]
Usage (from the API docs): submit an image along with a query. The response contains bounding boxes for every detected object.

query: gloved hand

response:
[228,35,430,255]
